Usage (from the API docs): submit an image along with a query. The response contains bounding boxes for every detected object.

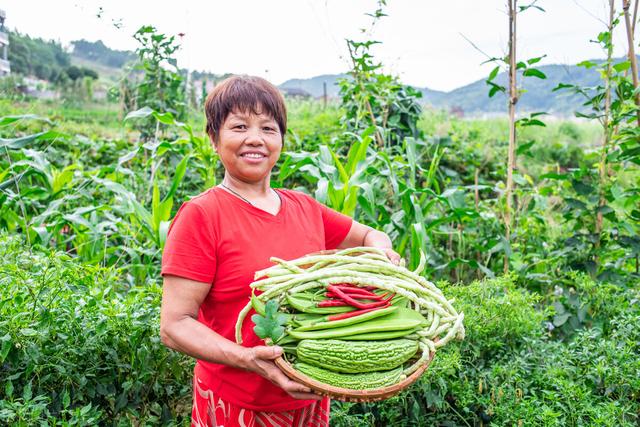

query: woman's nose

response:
[244,127,265,144]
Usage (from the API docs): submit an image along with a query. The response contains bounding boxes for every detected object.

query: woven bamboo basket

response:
[274,349,435,402]
[270,248,436,402]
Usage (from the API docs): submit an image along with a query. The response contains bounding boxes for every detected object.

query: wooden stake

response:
[504,0,518,274]
[323,81,328,109]
[474,168,480,211]
[622,0,640,125]
[595,0,616,271]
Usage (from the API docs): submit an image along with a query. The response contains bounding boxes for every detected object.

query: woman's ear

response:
[208,133,218,152]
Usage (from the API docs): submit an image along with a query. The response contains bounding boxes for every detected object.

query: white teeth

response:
[242,153,264,158]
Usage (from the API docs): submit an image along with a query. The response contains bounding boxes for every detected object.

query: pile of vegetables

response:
[235,247,465,391]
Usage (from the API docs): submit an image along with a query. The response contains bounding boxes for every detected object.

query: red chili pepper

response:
[325,291,383,301]
[317,299,350,307]
[334,283,379,292]
[327,285,390,309]
[327,305,388,321]
[332,286,379,298]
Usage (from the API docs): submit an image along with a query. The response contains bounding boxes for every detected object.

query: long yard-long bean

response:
[233,248,465,394]
[235,248,465,372]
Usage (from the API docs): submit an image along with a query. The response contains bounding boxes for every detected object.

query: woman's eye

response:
[263,126,276,132]
[234,124,246,130]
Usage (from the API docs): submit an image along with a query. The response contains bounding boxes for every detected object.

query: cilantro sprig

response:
[251,300,288,343]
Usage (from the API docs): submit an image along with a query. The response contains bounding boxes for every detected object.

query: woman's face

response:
[214,109,283,184]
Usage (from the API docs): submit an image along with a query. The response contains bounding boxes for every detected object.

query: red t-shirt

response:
[161,186,353,412]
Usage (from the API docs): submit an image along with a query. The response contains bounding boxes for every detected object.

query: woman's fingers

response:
[383,248,402,265]
[249,345,323,399]
[259,359,324,400]
[251,345,283,361]
[265,364,309,391]
[280,379,323,400]
[288,391,325,400]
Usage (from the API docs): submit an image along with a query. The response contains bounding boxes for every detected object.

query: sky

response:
[1,0,634,91]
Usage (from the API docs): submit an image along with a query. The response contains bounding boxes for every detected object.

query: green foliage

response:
[536,272,637,339]
[64,65,99,82]
[6,31,100,102]
[284,99,342,152]
[0,109,216,285]
[2,96,638,424]
[332,276,640,426]
[0,234,192,424]
[130,26,186,140]
[547,17,640,284]
[339,39,423,148]
[0,74,27,101]
[71,39,137,69]
[7,31,70,81]
[252,300,287,342]
[0,99,124,138]
[337,1,422,149]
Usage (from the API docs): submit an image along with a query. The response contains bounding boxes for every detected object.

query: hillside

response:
[435,62,603,115]
[279,74,348,98]
[278,59,636,116]
[6,30,635,116]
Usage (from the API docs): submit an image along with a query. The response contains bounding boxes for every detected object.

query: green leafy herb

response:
[251,300,288,342]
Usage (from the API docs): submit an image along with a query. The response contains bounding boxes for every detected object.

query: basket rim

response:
[274,348,435,402]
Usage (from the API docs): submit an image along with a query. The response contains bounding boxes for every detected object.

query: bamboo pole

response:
[595,0,616,270]
[504,0,518,274]
[622,0,640,125]
[323,82,328,109]
[474,168,480,211]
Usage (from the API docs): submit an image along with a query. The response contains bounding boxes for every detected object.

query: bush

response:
[0,234,192,425]
[331,276,640,426]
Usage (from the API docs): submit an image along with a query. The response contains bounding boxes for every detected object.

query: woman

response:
[160,75,400,427]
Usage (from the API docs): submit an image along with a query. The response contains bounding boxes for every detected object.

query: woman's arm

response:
[337,220,401,265]
[160,275,321,400]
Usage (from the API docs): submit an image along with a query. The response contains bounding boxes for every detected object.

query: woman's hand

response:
[338,221,402,266]
[244,345,324,400]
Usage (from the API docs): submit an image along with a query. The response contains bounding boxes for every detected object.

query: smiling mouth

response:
[241,153,267,159]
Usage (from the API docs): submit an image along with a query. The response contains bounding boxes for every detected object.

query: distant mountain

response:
[432,62,603,115]
[12,29,633,117]
[71,39,136,69]
[279,74,348,98]
[279,73,448,103]
[278,59,637,116]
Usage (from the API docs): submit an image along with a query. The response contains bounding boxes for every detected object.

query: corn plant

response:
[277,127,375,217]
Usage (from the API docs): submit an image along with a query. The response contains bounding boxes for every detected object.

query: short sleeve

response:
[161,201,217,283]
[317,202,353,250]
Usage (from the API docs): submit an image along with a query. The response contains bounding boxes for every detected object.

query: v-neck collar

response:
[213,186,285,220]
